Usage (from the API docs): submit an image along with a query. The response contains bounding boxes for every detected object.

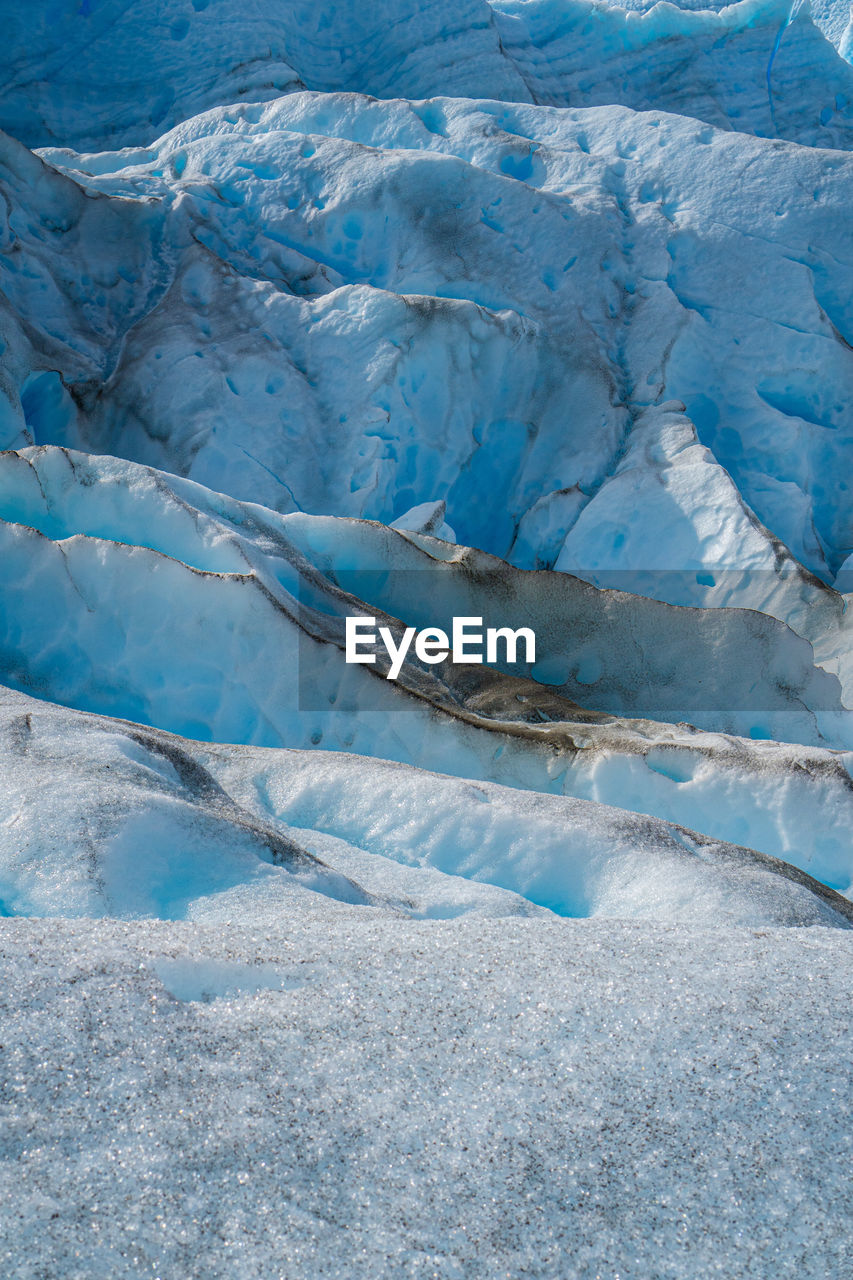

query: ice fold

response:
[3,96,850,589]
[0,446,851,897]
[1,685,849,928]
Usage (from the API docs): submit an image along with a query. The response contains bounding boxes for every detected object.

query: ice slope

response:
[3,97,852,590]
[1,446,852,897]
[490,0,853,145]
[605,0,853,60]
[4,684,849,927]
[2,915,851,1279]
[0,444,846,748]
[2,0,853,152]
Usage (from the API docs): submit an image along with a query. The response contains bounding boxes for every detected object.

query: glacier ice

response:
[391,498,457,541]
[1,0,852,1274]
[2,96,850,588]
[3,683,849,926]
[0,444,851,899]
[0,443,850,747]
[3,0,853,151]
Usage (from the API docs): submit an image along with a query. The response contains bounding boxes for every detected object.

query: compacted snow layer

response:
[1,915,851,1279]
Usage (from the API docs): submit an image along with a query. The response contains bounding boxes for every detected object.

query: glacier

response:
[0,0,851,1276]
[4,94,852,584]
[3,0,853,150]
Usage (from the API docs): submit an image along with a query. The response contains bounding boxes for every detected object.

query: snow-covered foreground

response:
[2,679,851,1275]
[1,915,851,1279]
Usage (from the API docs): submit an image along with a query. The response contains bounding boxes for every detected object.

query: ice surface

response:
[603,0,853,58]
[2,97,850,592]
[391,499,456,542]
[1,447,851,901]
[1,914,851,1278]
[2,0,852,151]
[1,4,851,1273]
[2,684,850,928]
[4,445,853,749]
